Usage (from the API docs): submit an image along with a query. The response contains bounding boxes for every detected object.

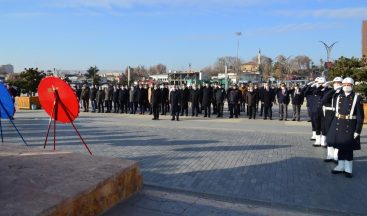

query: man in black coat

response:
[190,85,200,117]
[138,85,148,114]
[245,86,259,119]
[261,83,275,120]
[180,84,190,116]
[276,83,291,121]
[289,84,304,121]
[96,86,105,113]
[151,84,162,120]
[328,77,364,178]
[170,86,182,121]
[112,86,120,113]
[81,84,90,112]
[228,85,240,118]
[212,83,218,115]
[202,83,212,118]
[89,85,97,113]
[198,84,203,114]
[161,84,169,115]
[215,84,226,118]
[119,85,129,114]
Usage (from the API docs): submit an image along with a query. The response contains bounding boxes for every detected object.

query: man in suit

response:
[151,84,162,120]
[170,85,182,121]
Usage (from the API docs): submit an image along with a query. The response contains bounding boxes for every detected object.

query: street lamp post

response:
[235,32,242,74]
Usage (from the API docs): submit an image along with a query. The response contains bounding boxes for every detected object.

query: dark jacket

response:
[90,87,97,100]
[289,88,304,106]
[170,90,182,109]
[151,88,163,106]
[215,88,226,103]
[202,86,212,106]
[261,88,275,106]
[228,89,240,104]
[96,90,105,103]
[246,91,259,106]
[138,88,148,104]
[190,89,200,106]
[276,88,290,105]
[113,88,119,102]
[162,87,169,103]
[81,87,90,100]
[326,92,364,151]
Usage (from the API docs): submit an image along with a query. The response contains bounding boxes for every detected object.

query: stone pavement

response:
[2,108,367,215]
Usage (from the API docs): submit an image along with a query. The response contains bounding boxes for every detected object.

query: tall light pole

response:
[235,32,242,74]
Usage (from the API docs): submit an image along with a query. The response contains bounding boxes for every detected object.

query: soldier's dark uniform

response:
[327,86,364,178]
[321,83,342,162]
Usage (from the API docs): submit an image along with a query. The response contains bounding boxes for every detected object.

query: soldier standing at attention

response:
[328,78,364,178]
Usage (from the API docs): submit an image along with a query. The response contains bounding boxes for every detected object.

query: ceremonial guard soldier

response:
[170,85,182,121]
[322,77,343,162]
[327,77,364,178]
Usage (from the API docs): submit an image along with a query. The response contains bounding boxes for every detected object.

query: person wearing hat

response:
[276,83,290,121]
[321,77,343,162]
[304,77,331,146]
[327,77,364,178]
[289,83,304,121]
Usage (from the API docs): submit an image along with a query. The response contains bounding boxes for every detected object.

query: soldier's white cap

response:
[318,77,326,84]
[342,77,354,85]
[333,77,343,82]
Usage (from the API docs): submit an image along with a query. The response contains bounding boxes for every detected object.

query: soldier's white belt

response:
[335,114,357,120]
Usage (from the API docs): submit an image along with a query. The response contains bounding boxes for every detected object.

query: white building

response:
[149,74,169,83]
[0,64,14,74]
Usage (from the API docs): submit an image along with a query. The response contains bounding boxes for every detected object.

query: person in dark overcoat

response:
[275,83,290,121]
[215,85,226,118]
[202,83,212,118]
[170,86,182,121]
[138,85,148,114]
[161,84,170,115]
[112,86,120,113]
[96,86,105,113]
[245,86,259,119]
[180,84,190,116]
[228,85,240,118]
[190,85,200,117]
[321,77,343,162]
[151,84,162,120]
[328,77,364,178]
[289,84,304,121]
[261,83,275,120]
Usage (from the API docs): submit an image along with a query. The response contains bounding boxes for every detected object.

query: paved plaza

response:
[2,108,367,215]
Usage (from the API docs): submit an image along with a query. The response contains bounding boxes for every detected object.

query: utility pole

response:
[235,32,242,74]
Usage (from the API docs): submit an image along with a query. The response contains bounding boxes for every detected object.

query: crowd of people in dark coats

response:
[75,81,308,121]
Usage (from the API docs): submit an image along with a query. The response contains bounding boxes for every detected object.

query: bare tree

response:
[149,64,167,75]
[252,55,273,79]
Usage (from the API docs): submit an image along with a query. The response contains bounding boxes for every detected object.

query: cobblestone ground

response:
[2,107,367,215]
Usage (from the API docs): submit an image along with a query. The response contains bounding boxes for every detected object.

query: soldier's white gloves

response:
[354,133,359,139]
[311,83,317,87]
[307,82,314,86]
[322,82,330,88]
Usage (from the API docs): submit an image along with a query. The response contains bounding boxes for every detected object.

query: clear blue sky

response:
[0,0,366,72]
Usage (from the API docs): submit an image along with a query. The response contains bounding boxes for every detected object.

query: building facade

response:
[0,64,14,74]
